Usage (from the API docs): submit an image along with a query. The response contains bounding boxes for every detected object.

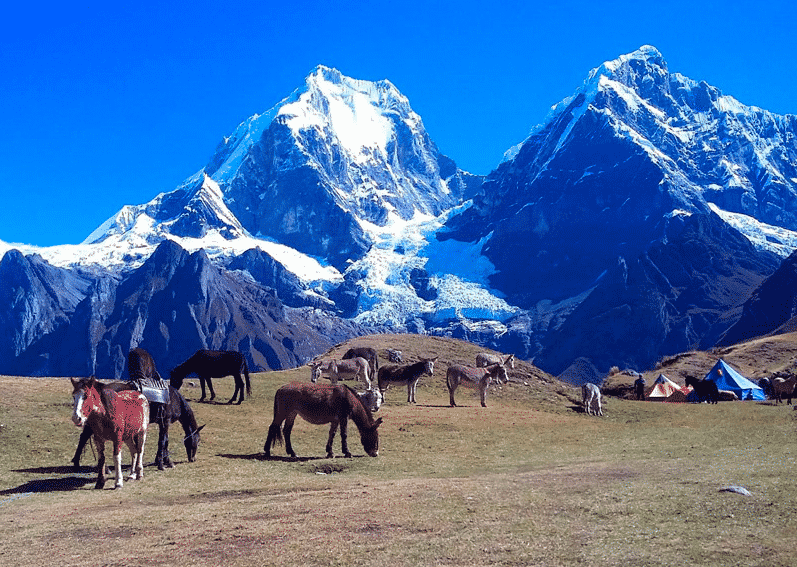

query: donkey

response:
[447,361,509,407]
[476,352,515,370]
[310,357,371,389]
[264,382,383,459]
[377,357,437,403]
[342,347,379,382]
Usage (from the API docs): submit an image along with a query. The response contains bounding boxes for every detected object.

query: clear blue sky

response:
[1,0,794,247]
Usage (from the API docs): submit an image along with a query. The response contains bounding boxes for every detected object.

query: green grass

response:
[2,335,797,566]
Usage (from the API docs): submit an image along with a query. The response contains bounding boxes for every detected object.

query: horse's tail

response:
[266,393,283,450]
[242,358,252,397]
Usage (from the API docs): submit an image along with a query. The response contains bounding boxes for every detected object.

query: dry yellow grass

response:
[2,334,796,566]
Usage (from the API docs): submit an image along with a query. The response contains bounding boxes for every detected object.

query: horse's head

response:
[504,354,515,370]
[183,424,205,462]
[423,356,438,376]
[71,377,99,427]
[361,417,383,457]
[357,388,383,413]
[309,361,323,383]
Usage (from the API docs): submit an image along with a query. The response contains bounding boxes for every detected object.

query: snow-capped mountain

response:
[2,49,797,380]
[442,45,797,377]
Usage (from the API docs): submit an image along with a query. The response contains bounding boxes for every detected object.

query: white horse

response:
[446,362,509,407]
[582,382,603,416]
[476,352,515,370]
[310,357,371,389]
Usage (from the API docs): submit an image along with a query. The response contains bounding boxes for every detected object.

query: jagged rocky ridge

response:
[2,49,797,381]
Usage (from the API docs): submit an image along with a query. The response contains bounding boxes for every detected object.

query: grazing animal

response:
[342,347,379,381]
[377,357,438,403]
[582,382,603,416]
[170,349,252,404]
[73,384,204,471]
[387,349,403,363]
[476,352,515,370]
[71,377,149,489]
[310,357,371,389]
[263,382,383,459]
[685,376,719,404]
[357,388,383,413]
[446,362,509,407]
[771,375,797,404]
[758,377,773,398]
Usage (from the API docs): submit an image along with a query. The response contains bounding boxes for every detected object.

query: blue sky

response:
[1,0,794,247]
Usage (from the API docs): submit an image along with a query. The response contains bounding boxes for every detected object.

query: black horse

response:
[377,357,437,403]
[685,375,719,404]
[170,349,252,404]
[72,384,204,470]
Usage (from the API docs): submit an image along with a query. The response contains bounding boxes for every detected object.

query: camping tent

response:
[697,359,765,401]
[647,374,692,402]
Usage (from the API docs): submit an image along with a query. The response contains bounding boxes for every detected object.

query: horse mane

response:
[173,387,199,434]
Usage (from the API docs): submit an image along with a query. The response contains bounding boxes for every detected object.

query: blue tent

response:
[699,359,765,401]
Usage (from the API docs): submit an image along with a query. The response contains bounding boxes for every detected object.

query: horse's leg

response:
[283,413,298,458]
[207,377,216,401]
[339,416,351,458]
[199,377,207,402]
[480,380,488,407]
[230,373,242,404]
[113,437,124,489]
[126,439,140,481]
[93,436,106,489]
[326,419,341,459]
[72,425,94,469]
[448,377,458,407]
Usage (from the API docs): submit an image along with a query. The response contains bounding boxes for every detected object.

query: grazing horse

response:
[377,357,438,403]
[685,376,719,404]
[342,347,379,381]
[476,352,515,370]
[771,375,797,404]
[70,377,149,489]
[72,384,204,471]
[310,357,371,389]
[582,382,603,416]
[264,382,383,459]
[171,349,252,404]
[446,361,509,407]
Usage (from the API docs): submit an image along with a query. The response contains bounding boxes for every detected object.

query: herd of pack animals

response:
[68,343,796,490]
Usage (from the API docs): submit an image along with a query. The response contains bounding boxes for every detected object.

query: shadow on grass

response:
[219,452,367,462]
[1,474,94,495]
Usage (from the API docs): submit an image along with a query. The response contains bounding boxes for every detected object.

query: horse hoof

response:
[94,481,105,490]
[344,453,352,459]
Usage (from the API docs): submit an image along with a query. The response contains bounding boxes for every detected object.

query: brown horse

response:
[170,349,252,404]
[377,357,437,403]
[263,382,383,459]
[446,361,509,407]
[70,377,149,489]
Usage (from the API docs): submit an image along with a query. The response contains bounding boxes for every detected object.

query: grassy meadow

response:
[1,334,796,566]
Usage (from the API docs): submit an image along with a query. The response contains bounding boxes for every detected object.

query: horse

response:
[310,357,371,389]
[446,361,509,407]
[170,349,252,404]
[70,377,149,489]
[263,382,383,459]
[377,357,437,403]
[72,384,204,471]
[771,375,797,404]
[342,347,379,381]
[685,376,719,404]
[476,352,515,370]
[582,382,603,416]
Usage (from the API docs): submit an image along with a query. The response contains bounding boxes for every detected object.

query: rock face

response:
[438,45,795,376]
[0,241,372,377]
[718,249,797,346]
[3,50,797,380]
